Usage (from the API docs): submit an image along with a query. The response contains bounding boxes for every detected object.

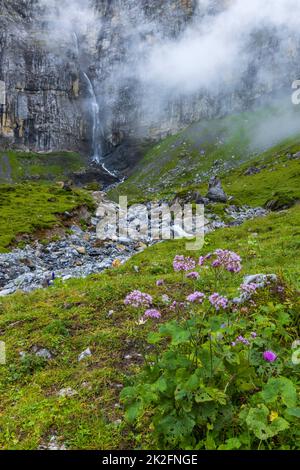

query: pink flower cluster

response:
[124,290,153,308]
[173,255,196,272]
[187,291,206,304]
[232,332,257,347]
[232,335,250,347]
[199,250,242,273]
[263,351,277,362]
[209,293,228,310]
[144,309,161,319]
[240,283,259,294]
[170,301,185,311]
[186,272,200,280]
[199,253,212,266]
[212,249,242,273]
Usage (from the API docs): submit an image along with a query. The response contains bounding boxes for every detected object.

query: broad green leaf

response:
[154,377,168,393]
[246,405,289,440]
[159,322,191,345]
[261,377,297,408]
[185,372,201,392]
[120,386,136,401]
[195,392,213,403]
[156,414,196,440]
[286,407,300,418]
[175,388,188,401]
[205,433,216,450]
[147,331,162,344]
[206,387,227,405]
[218,438,242,450]
[125,401,142,423]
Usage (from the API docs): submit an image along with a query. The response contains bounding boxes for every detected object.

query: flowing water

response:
[73,33,117,177]
[82,72,102,164]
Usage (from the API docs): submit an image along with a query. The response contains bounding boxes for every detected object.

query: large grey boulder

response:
[206,177,228,203]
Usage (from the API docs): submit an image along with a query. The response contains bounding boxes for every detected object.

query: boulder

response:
[206,176,228,203]
[76,247,86,255]
[58,387,78,398]
[33,347,52,360]
[244,166,261,176]
[78,348,92,362]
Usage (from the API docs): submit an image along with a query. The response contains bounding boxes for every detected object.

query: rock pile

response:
[0,191,269,297]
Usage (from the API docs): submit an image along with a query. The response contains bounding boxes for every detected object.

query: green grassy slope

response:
[0,108,299,449]
[202,139,300,208]
[0,149,93,252]
[108,106,300,205]
[0,200,299,449]
[0,183,94,252]
[0,150,87,183]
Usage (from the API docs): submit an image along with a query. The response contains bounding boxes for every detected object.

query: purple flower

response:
[169,301,185,311]
[232,335,251,347]
[263,351,277,363]
[173,255,196,272]
[199,253,212,266]
[144,309,161,319]
[212,249,242,273]
[156,279,165,287]
[186,271,200,280]
[209,293,228,310]
[251,332,257,338]
[237,335,250,346]
[124,290,152,308]
[212,260,222,268]
[240,283,259,294]
[187,291,205,304]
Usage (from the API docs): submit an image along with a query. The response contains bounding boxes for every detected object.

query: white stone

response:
[58,387,78,398]
[78,347,92,362]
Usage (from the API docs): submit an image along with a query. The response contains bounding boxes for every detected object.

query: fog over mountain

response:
[1,0,300,167]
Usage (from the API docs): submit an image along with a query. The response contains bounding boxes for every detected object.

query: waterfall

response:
[82,72,102,164]
[72,32,102,164]
[72,33,117,177]
[72,32,79,57]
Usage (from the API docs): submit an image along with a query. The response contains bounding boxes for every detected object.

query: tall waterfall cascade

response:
[72,33,117,178]
[82,72,102,165]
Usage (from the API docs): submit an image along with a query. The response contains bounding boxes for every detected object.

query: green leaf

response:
[147,331,162,344]
[205,433,216,450]
[261,377,297,408]
[185,372,201,392]
[120,386,136,402]
[206,387,227,405]
[218,438,242,450]
[159,322,191,346]
[270,417,290,436]
[154,377,168,393]
[286,407,300,418]
[246,405,289,440]
[195,392,213,403]
[175,387,187,401]
[125,401,142,423]
[156,413,196,441]
[195,387,227,405]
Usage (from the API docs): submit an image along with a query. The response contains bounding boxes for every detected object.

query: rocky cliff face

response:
[0,0,299,174]
[0,0,87,153]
